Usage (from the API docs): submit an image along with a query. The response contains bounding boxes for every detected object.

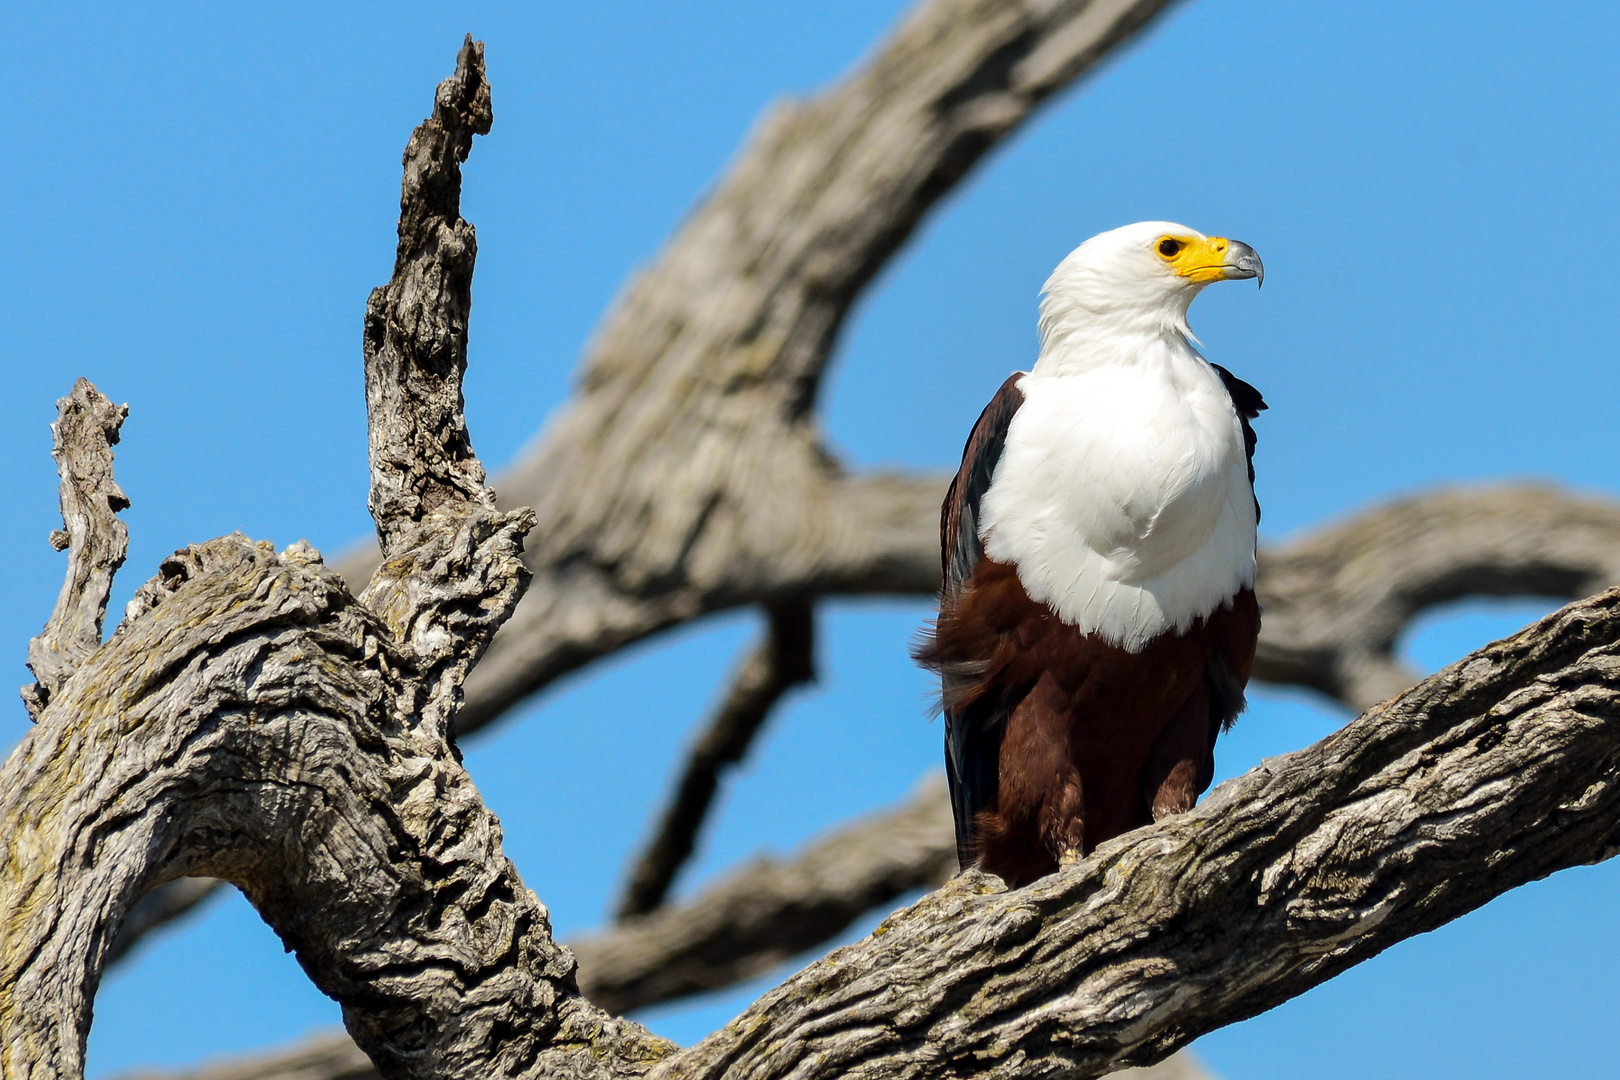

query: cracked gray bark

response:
[113,1034,1213,1080]
[21,378,130,721]
[0,41,661,1080]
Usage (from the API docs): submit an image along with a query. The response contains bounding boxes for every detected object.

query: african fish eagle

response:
[916,221,1266,887]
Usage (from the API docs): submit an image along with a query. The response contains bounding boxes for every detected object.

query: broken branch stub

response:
[363,34,496,557]
[22,378,130,720]
[356,35,536,748]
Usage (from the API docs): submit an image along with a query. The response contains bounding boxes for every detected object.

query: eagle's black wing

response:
[936,373,1024,868]
[1207,363,1267,743]
[1210,363,1266,522]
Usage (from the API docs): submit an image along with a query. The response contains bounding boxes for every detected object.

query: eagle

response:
[916,221,1266,887]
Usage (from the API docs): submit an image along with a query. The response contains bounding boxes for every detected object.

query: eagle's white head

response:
[1037,221,1262,358]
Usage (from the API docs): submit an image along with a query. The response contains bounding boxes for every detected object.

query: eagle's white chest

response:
[978,340,1257,652]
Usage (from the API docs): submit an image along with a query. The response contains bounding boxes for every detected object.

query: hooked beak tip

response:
[1225,240,1263,289]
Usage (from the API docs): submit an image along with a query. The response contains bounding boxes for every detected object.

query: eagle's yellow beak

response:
[1159,235,1264,287]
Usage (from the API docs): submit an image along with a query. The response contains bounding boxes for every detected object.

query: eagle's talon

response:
[1058,847,1080,867]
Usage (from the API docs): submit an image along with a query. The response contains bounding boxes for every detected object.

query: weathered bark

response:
[112,1035,1213,1080]
[0,530,665,1080]
[353,36,534,757]
[21,379,130,721]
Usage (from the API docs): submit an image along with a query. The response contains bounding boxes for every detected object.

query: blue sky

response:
[2,3,1618,1078]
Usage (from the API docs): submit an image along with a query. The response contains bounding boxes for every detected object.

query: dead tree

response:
[10,5,1620,1080]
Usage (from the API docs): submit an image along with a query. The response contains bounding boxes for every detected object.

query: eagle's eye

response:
[1157,238,1184,258]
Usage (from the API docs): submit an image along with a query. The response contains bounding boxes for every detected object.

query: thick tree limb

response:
[27,528,1620,1080]
[22,379,130,720]
[0,532,665,1080]
[643,588,1620,1080]
[615,601,817,920]
[113,1035,1215,1080]
[44,2,1620,1076]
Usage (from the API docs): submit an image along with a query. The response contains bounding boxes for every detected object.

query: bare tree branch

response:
[354,36,536,752]
[22,378,130,720]
[47,3,1620,1077]
[587,774,954,1013]
[362,33,494,555]
[112,1033,1217,1080]
[615,601,817,920]
[1252,484,1620,710]
[24,68,1620,1078]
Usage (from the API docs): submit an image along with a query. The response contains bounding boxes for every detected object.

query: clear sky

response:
[3,3,1618,1078]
